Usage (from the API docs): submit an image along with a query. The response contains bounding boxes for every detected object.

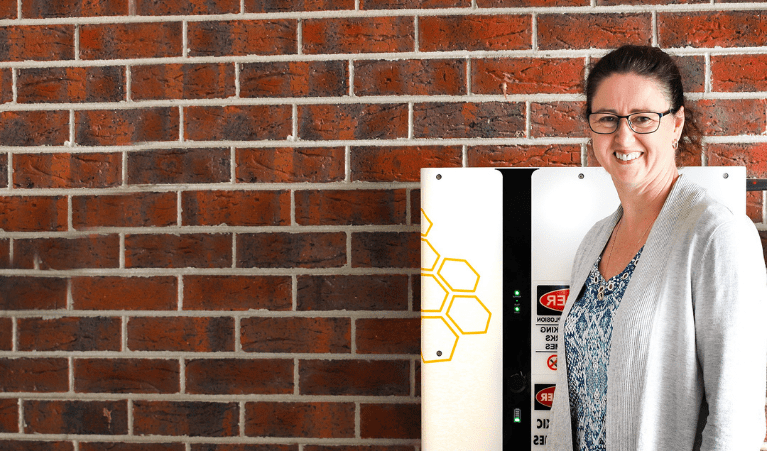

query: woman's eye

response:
[632,114,653,124]
[598,116,617,124]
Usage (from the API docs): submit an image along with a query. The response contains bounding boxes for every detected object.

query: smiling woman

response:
[549,45,767,451]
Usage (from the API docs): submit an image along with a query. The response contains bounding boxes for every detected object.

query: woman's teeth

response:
[615,152,641,161]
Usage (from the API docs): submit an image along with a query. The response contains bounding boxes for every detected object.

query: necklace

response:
[599,216,653,300]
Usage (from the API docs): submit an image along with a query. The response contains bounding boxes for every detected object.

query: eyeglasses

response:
[588,109,677,134]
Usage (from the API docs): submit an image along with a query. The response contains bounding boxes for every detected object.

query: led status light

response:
[513,408,521,423]
[514,290,521,296]
[513,305,521,313]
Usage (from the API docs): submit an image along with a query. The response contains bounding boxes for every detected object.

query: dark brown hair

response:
[585,45,702,158]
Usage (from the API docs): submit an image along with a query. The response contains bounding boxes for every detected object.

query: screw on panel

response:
[723,173,729,179]
[436,174,442,180]
[578,173,584,179]
[437,351,442,356]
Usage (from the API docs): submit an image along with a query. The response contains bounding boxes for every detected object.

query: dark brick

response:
[305,447,414,451]
[18,66,124,103]
[0,25,74,62]
[468,145,581,167]
[354,59,465,96]
[76,108,180,146]
[74,359,179,394]
[0,277,67,310]
[186,359,294,394]
[183,275,292,311]
[0,0,14,18]
[72,276,177,311]
[182,190,290,226]
[125,233,232,269]
[478,0,583,5]
[192,445,296,451]
[82,444,184,451]
[245,402,355,438]
[299,104,408,140]
[14,235,119,270]
[237,232,346,268]
[363,0,468,7]
[136,0,239,15]
[23,0,128,17]
[413,102,525,139]
[241,61,348,98]
[531,101,588,138]
[128,317,234,352]
[133,401,239,437]
[0,318,10,351]
[659,11,767,48]
[692,99,767,136]
[131,63,235,100]
[80,22,182,59]
[72,192,177,229]
[299,360,409,395]
[538,13,652,50]
[0,196,67,232]
[24,400,127,435]
[128,148,230,185]
[351,146,462,182]
[472,58,584,95]
[188,20,297,57]
[297,275,409,311]
[295,189,406,225]
[14,152,122,189]
[246,0,354,11]
[0,398,16,432]
[0,110,69,146]
[0,442,73,451]
[303,17,414,54]
[241,317,350,353]
[352,232,419,268]
[356,318,420,354]
[0,69,11,103]
[185,105,291,141]
[360,403,420,439]
[419,15,531,51]
[236,147,345,183]
[0,358,69,392]
[706,143,767,178]
[18,317,121,352]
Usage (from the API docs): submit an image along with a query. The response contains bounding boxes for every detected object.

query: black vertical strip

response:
[498,168,537,449]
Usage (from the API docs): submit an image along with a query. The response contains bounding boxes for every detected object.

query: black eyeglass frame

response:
[587,108,678,135]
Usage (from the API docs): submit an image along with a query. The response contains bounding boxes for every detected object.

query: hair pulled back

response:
[585,45,702,158]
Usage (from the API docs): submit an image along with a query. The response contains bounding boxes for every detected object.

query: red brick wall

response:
[0,0,766,449]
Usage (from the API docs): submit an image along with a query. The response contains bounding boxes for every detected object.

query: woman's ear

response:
[674,106,685,137]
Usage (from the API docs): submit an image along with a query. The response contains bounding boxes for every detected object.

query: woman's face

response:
[589,73,685,191]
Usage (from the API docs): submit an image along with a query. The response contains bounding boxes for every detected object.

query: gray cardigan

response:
[549,175,767,450]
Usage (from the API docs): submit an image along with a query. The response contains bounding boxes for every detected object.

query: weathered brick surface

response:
[236,147,345,183]
[22,0,128,17]
[135,0,239,15]
[241,61,348,98]
[81,444,184,451]
[23,400,128,435]
[188,20,297,57]
[72,192,176,229]
[0,69,11,104]
[364,0,468,7]
[244,402,355,438]
[185,358,294,394]
[354,59,465,96]
[299,104,408,140]
[182,190,291,226]
[692,99,767,136]
[351,145,462,182]
[356,318,420,354]
[125,233,232,268]
[0,398,17,432]
[413,102,525,138]
[17,67,125,103]
[0,442,73,451]
[295,189,406,225]
[360,403,420,439]
[128,148,231,185]
[351,232,419,268]
[299,359,410,395]
[80,23,182,59]
[659,11,767,48]
[74,358,180,393]
[18,317,121,351]
[706,143,767,178]
[712,55,767,92]
[303,17,414,54]
[0,277,68,310]
[473,58,584,95]
[247,0,354,12]
[468,145,581,167]
[76,108,180,146]
[183,275,293,311]
[237,232,347,268]
[0,0,15,18]
[0,111,69,146]
[14,152,122,189]
[538,13,652,50]
[128,317,234,352]
[0,196,68,232]
[531,102,589,138]
[0,358,69,392]
[185,105,292,141]
[132,63,235,100]
[72,276,178,310]
[0,318,11,351]
[0,26,74,62]
[419,15,531,51]
[241,317,350,353]
[297,274,409,311]
[133,401,239,437]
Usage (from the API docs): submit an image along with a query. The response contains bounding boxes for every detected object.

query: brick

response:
[185,105,291,141]
[125,233,232,269]
[354,59,465,96]
[0,318,10,351]
[18,317,121,352]
[241,317,350,353]
[413,102,525,139]
[419,15,531,52]
[23,0,128,17]
[706,143,767,178]
[659,11,767,48]
[247,0,353,11]
[299,104,408,140]
[0,239,10,268]
[478,0,582,5]
[363,0,468,7]
[360,403,420,439]
[472,58,583,95]
[245,402,355,438]
[0,0,14,18]
[0,358,68,392]
[674,55,705,94]
[412,272,421,310]
[0,69,10,103]
[297,275,409,311]
[76,108,180,146]
[599,0,703,4]
[747,191,762,224]
[351,146,462,182]
[240,61,348,98]
[182,190,291,226]
[468,145,581,167]
[132,63,235,100]
[299,360,409,395]
[24,400,127,435]
[0,154,6,189]
[0,277,67,310]
[0,25,74,62]
[356,318,420,354]
[134,401,239,437]
[72,276,177,310]
[136,0,239,15]
[74,358,179,394]
[538,13,651,50]
[17,66,124,103]
[0,196,67,232]
[72,192,177,229]
[295,189,406,226]
[14,153,121,189]
[128,148,230,185]
[712,55,767,92]
[237,232,346,268]
[236,147,345,183]
[0,110,69,146]
[352,232,419,268]
[192,446,296,451]
[82,444,184,451]
[303,17,413,54]
[531,102,588,138]
[128,317,234,352]
[692,99,767,136]
[188,20,296,57]
[80,22,182,59]
[185,359,294,395]
[0,398,16,432]
[0,442,72,451]
[183,275,292,311]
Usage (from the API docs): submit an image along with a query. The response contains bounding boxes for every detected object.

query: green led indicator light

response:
[513,408,521,423]
[514,290,521,296]
[513,305,521,313]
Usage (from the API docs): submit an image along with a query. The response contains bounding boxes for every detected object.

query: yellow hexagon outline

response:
[437,258,480,293]
[421,209,433,237]
[446,295,492,335]
[421,315,459,363]
[420,273,450,313]
[421,238,440,272]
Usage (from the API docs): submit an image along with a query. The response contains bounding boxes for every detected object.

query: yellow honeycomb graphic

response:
[421,209,492,364]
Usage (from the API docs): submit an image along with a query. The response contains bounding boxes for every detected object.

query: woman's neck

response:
[614,170,679,228]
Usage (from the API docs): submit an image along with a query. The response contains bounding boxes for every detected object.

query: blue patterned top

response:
[563,248,642,451]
